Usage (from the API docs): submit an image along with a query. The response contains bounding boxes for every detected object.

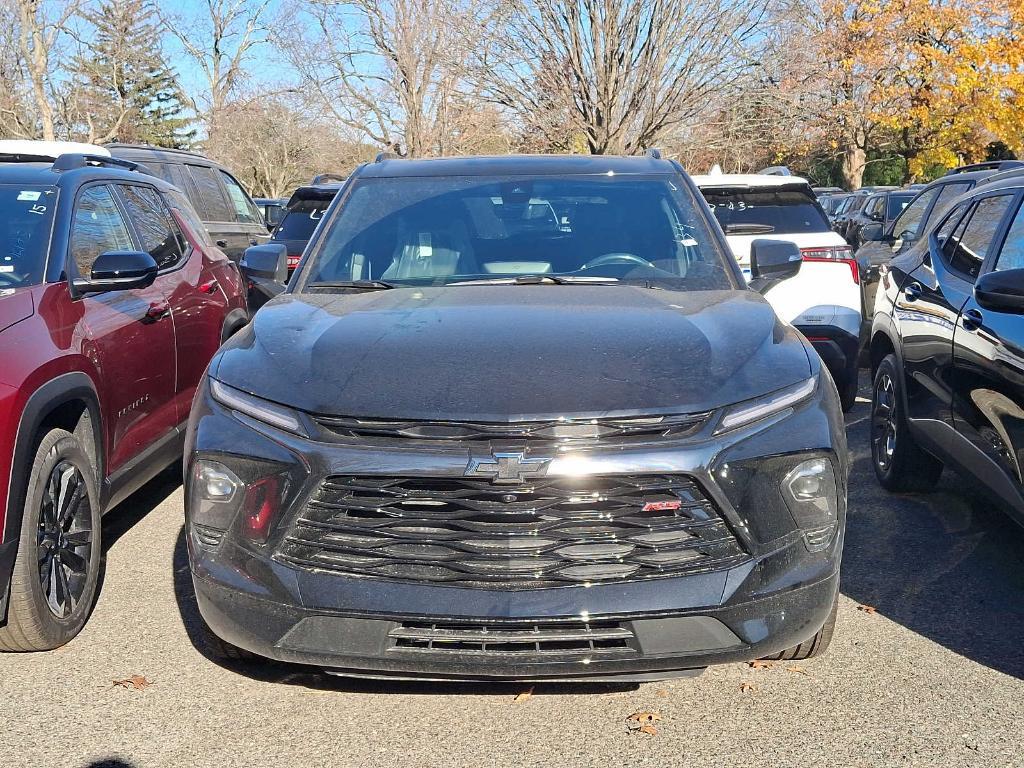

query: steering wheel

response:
[581,252,656,270]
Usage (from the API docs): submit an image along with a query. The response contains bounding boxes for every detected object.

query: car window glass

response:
[940,195,1013,281]
[117,184,186,270]
[167,189,213,246]
[701,187,831,234]
[219,171,260,224]
[923,181,973,233]
[70,185,133,277]
[186,164,231,221]
[892,188,936,239]
[993,199,1024,272]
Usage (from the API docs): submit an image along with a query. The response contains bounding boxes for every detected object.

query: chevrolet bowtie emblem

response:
[466,451,552,484]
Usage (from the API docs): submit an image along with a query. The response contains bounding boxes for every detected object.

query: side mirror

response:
[240,243,288,285]
[749,239,801,293]
[73,250,158,294]
[975,269,1024,313]
[860,222,885,242]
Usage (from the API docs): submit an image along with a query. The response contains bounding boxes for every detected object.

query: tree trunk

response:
[841,142,865,190]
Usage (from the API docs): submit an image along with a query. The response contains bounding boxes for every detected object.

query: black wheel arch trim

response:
[1,373,103,611]
[220,308,249,343]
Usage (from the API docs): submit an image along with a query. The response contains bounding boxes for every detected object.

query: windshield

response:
[299,175,734,290]
[701,186,831,235]
[0,183,57,289]
[274,197,334,241]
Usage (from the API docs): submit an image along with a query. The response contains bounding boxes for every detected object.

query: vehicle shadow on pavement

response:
[840,391,1024,680]
[170,526,640,696]
[102,466,182,554]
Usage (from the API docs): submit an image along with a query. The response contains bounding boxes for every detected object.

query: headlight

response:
[188,457,292,545]
[715,377,817,434]
[782,457,839,551]
[210,378,306,435]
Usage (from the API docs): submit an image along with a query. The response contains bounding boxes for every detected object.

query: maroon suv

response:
[0,149,247,651]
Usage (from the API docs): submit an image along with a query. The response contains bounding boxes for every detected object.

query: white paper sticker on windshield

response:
[17,190,41,201]
[0,265,14,272]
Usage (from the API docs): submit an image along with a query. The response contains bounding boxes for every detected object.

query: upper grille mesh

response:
[275,474,748,589]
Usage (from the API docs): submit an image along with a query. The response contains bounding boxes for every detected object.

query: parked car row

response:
[3,142,1022,687]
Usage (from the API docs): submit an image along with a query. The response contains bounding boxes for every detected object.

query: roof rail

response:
[645,148,662,160]
[975,166,1024,187]
[311,172,346,185]
[758,165,792,176]
[52,153,141,173]
[375,151,399,163]
[944,160,1024,176]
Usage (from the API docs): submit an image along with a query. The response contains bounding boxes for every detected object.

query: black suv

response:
[184,154,848,681]
[844,190,915,250]
[106,144,269,261]
[271,176,345,274]
[869,172,1024,530]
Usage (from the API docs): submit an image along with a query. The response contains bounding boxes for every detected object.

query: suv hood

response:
[0,287,34,334]
[214,286,811,421]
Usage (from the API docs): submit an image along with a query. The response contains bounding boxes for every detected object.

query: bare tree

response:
[486,0,766,155]
[277,0,497,157]
[205,96,373,197]
[7,0,82,141]
[161,0,274,140]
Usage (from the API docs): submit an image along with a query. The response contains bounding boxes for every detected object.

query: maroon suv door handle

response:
[145,302,171,321]
[198,280,219,294]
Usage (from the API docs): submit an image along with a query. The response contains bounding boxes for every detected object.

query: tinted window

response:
[70,185,133,277]
[219,171,260,224]
[0,184,56,288]
[993,199,1024,272]
[892,187,938,239]
[923,181,973,233]
[166,188,213,246]
[886,194,914,220]
[304,175,732,290]
[274,197,333,241]
[702,187,830,234]
[941,195,1013,280]
[186,165,231,221]
[117,184,186,270]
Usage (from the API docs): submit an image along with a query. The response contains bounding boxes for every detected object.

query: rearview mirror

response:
[860,223,885,242]
[240,243,288,285]
[73,250,158,294]
[975,268,1024,313]
[749,239,801,293]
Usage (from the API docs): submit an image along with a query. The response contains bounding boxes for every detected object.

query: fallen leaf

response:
[513,686,534,703]
[626,711,662,722]
[112,675,152,691]
[739,681,758,693]
[639,725,658,736]
[785,666,809,676]
[857,604,877,614]
[748,659,774,669]
[655,689,669,697]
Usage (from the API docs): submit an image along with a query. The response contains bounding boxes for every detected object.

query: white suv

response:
[693,172,862,411]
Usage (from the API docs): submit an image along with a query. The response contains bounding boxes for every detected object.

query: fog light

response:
[782,458,838,551]
[189,460,244,531]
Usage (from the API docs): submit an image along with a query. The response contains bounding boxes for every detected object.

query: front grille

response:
[389,620,635,656]
[313,413,709,442]
[276,474,748,588]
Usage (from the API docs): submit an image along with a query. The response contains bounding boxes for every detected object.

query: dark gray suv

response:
[184,154,848,681]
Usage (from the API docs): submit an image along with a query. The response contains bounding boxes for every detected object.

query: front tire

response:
[871,354,943,492]
[762,593,838,661]
[0,429,102,652]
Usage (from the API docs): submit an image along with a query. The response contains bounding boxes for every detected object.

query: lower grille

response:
[276,474,749,588]
[389,620,634,656]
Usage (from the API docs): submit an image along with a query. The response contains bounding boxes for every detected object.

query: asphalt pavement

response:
[2,373,1022,768]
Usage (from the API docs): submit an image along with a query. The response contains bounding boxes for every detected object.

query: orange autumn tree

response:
[796,0,1024,187]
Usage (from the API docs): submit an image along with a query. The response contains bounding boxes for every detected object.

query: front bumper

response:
[194,567,839,681]
[185,364,848,680]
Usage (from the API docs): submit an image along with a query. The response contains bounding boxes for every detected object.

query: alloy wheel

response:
[872,373,897,472]
[36,460,93,618]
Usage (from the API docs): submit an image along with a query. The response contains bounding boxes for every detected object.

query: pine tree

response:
[73,0,194,148]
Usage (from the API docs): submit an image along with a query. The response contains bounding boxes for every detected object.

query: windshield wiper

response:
[309,280,397,290]
[451,274,619,286]
[724,223,776,234]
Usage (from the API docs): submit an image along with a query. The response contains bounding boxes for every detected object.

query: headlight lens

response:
[210,378,306,435]
[188,457,293,545]
[189,459,244,531]
[715,377,817,434]
[781,457,839,551]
